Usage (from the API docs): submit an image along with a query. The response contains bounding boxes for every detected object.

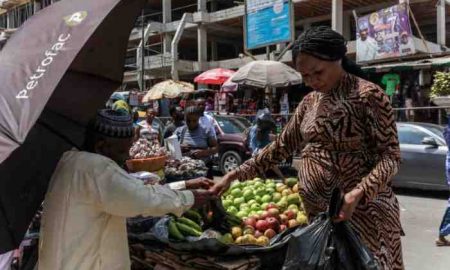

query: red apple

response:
[264,228,276,239]
[260,210,270,220]
[266,217,280,232]
[288,219,300,229]
[265,203,278,211]
[267,208,280,218]
[256,220,270,232]
[279,214,288,224]
[284,210,296,220]
[255,230,263,238]
[244,217,257,228]
[279,224,287,232]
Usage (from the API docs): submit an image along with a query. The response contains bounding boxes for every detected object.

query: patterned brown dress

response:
[235,73,403,269]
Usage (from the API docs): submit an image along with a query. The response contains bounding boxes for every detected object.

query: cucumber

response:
[183,209,203,225]
[177,217,202,232]
[176,222,202,237]
[168,220,185,241]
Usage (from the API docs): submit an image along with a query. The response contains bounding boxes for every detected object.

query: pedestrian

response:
[195,98,218,138]
[211,26,404,269]
[38,109,214,270]
[137,108,162,145]
[246,112,285,181]
[163,106,185,139]
[176,106,218,179]
[436,123,450,246]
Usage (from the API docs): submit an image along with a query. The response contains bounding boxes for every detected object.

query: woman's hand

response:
[209,171,238,196]
[334,188,364,222]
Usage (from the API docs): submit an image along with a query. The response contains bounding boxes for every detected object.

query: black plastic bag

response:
[282,188,380,270]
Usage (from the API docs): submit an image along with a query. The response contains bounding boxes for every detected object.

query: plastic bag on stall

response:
[282,188,380,270]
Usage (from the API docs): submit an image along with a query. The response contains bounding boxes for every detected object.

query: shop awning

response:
[363,55,450,73]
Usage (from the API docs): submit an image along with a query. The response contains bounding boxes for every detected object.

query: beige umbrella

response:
[231,60,302,88]
[143,80,194,102]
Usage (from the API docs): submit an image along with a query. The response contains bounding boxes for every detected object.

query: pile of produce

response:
[129,138,166,159]
[165,157,208,179]
[221,177,307,246]
[168,208,241,243]
[166,178,307,248]
[431,71,450,97]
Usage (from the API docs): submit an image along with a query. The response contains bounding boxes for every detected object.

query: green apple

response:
[254,177,263,182]
[243,190,254,202]
[231,188,243,198]
[227,206,238,215]
[266,183,277,189]
[222,199,233,208]
[265,179,275,184]
[261,194,272,203]
[231,181,242,188]
[265,187,276,194]
[272,192,282,202]
[287,194,301,205]
[257,210,265,215]
[261,202,269,210]
[256,188,266,197]
[251,203,261,211]
[236,211,247,219]
[247,199,257,206]
[226,195,234,201]
[234,197,245,206]
[288,204,299,211]
[255,195,262,204]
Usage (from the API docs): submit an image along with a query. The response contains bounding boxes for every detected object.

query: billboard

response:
[356,3,415,63]
[245,0,293,50]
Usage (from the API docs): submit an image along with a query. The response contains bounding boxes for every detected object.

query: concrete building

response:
[124,0,450,88]
[0,0,449,88]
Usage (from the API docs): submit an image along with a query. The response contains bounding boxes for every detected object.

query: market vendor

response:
[38,109,215,270]
[212,27,404,269]
[195,97,217,138]
[163,106,185,139]
[176,106,218,178]
[137,108,162,145]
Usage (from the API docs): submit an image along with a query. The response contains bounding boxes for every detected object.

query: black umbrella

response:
[0,0,146,253]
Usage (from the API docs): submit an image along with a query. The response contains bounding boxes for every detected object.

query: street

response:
[397,191,450,270]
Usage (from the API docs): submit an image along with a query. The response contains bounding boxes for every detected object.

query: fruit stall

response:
[127,177,307,270]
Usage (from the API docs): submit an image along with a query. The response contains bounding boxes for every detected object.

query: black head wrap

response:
[92,109,134,138]
[293,26,367,79]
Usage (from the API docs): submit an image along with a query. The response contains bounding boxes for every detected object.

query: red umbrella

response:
[194,68,235,85]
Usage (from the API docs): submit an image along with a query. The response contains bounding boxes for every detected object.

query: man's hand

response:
[181,144,191,153]
[209,171,238,196]
[186,177,215,190]
[334,188,364,222]
[191,189,216,208]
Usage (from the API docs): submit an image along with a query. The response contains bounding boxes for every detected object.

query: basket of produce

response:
[129,177,307,255]
[127,139,167,173]
[164,157,208,182]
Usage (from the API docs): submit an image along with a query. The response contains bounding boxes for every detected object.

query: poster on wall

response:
[356,3,416,63]
[245,0,293,50]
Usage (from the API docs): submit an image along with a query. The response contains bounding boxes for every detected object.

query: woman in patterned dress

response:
[211,27,404,269]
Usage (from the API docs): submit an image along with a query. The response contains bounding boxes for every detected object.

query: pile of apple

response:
[221,178,308,246]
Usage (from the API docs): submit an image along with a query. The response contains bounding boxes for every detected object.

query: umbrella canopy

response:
[230,60,302,88]
[194,68,235,85]
[221,77,238,92]
[0,0,146,252]
[143,80,194,102]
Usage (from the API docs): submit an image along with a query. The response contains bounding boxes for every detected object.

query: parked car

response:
[210,114,292,175]
[394,122,448,191]
[211,115,252,174]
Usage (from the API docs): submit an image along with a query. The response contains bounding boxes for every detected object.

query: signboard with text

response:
[245,0,293,50]
[356,3,416,63]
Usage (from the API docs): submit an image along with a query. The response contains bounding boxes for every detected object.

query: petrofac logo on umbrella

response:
[16,34,72,100]
[64,11,88,27]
